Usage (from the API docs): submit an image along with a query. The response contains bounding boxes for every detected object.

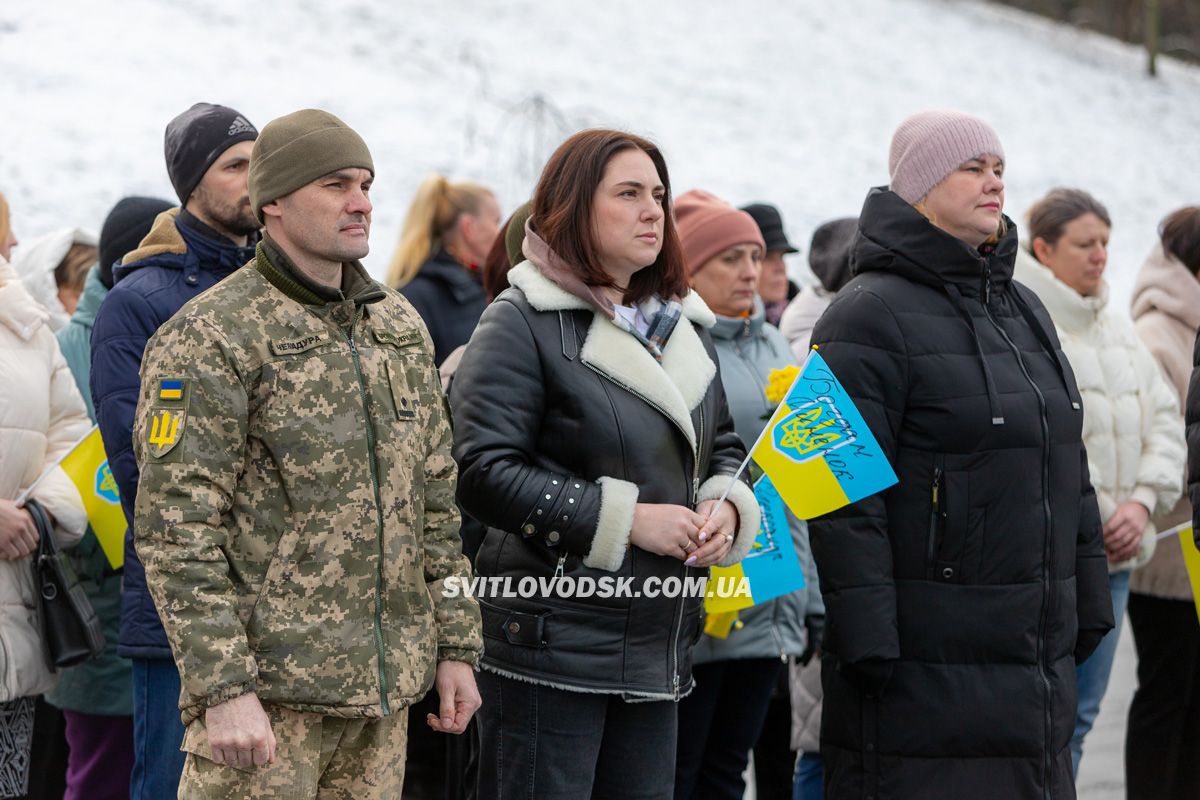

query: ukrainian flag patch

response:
[158,379,185,401]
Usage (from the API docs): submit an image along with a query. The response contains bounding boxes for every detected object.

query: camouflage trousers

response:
[178,704,408,799]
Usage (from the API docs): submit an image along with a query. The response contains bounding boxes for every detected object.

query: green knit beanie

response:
[248,109,374,223]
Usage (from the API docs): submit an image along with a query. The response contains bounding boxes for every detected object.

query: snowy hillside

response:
[2,0,1198,307]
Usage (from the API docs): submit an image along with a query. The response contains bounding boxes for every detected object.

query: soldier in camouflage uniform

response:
[133,109,482,799]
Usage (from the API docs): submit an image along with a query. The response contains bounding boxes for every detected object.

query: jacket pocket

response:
[929,467,972,583]
[478,599,549,649]
[926,457,944,580]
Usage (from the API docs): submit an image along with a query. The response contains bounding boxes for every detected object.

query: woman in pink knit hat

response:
[803,110,1113,799]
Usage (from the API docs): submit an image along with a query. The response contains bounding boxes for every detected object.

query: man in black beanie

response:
[89,102,258,800]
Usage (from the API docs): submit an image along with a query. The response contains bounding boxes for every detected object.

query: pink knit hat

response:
[675,190,766,275]
[888,110,1005,204]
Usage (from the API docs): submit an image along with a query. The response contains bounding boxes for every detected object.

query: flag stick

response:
[706,347,818,518]
[14,424,100,507]
[1154,521,1193,542]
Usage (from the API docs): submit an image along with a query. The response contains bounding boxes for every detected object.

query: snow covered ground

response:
[2,0,1198,306]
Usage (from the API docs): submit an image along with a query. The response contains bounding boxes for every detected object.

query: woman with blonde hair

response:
[0,191,17,262]
[388,175,500,365]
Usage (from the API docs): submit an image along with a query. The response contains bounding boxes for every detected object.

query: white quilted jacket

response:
[1015,248,1184,571]
[0,259,90,701]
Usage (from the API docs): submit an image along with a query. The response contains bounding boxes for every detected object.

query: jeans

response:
[130,658,187,800]
[792,751,824,800]
[1071,569,1130,776]
[475,670,678,799]
[674,659,783,800]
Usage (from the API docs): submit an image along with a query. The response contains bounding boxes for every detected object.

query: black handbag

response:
[24,498,106,669]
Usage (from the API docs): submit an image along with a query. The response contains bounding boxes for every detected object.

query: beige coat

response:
[777,285,832,361]
[0,259,90,701]
[1015,249,1185,572]
[1129,244,1200,600]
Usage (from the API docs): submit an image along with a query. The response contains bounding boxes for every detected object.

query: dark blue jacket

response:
[400,250,486,366]
[90,208,255,659]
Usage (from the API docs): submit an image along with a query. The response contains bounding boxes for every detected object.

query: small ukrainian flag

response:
[159,379,184,401]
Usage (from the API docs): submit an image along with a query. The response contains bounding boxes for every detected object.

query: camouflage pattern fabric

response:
[178,704,408,799]
[133,244,481,728]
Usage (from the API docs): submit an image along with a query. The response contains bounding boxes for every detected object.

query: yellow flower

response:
[764,365,800,406]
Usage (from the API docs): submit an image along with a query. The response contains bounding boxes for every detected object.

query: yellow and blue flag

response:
[59,426,126,569]
[750,350,897,521]
[706,475,806,624]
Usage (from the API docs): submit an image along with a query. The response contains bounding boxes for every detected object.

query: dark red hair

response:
[531,129,688,304]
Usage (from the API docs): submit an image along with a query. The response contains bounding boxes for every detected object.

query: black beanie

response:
[98,196,175,288]
[164,103,258,203]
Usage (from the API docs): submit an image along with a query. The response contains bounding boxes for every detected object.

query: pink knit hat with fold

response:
[675,190,766,275]
[888,110,1005,204]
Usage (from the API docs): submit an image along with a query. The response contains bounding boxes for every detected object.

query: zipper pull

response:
[553,554,566,580]
[932,468,941,510]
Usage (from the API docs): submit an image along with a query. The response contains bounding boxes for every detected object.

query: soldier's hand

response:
[206,691,276,768]
[0,500,38,560]
[426,660,481,735]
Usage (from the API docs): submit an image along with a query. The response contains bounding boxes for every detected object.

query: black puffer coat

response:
[809,189,1114,800]
[450,262,759,700]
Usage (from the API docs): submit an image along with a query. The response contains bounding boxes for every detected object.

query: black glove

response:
[839,657,895,698]
[799,614,825,666]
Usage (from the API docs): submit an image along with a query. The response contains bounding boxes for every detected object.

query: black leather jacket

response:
[450,263,754,699]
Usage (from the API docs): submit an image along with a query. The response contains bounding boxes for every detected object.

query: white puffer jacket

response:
[9,228,98,333]
[1015,248,1185,571]
[0,258,90,701]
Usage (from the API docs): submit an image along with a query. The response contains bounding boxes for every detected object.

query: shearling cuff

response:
[584,477,640,572]
[696,475,760,567]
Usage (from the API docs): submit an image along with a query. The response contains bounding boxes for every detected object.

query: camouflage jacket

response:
[133,241,481,725]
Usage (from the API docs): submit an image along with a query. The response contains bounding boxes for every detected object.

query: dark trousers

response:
[20,697,67,800]
[673,658,784,800]
[1125,592,1200,800]
[403,693,479,800]
[476,670,678,799]
[63,711,134,800]
[752,665,798,800]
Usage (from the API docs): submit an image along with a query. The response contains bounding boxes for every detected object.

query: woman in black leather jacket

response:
[450,129,759,799]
